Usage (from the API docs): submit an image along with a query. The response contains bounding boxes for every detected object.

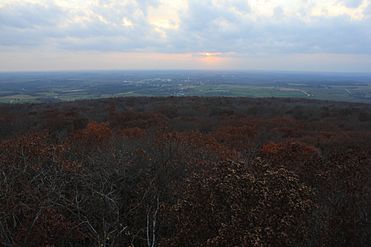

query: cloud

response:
[338,0,363,8]
[0,0,370,56]
[365,2,371,15]
[0,2,64,29]
[168,1,371,54]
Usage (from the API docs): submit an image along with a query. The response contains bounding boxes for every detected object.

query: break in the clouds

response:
[0,0,371,72]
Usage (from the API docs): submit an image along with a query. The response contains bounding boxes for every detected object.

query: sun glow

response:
[197,52,224,67]
[203,52,222,57]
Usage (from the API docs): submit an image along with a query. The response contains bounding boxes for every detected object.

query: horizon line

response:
[1,68,371,75]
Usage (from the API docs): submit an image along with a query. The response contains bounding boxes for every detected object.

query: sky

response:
[0,0,371,72]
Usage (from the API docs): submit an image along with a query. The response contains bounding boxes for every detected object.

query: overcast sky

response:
[1,0,371,72]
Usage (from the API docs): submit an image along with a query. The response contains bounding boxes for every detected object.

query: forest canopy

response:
[0,97,370,246]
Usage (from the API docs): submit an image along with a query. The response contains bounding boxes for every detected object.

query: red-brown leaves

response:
[120,127,145,139]
[1,97,371,246]
[154,131,238,162]
[213,125,256,150]
[0,132,53,169]
[73,121,112,145]
[261,141,320,161]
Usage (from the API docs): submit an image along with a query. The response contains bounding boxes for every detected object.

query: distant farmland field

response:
[1,71,371,103]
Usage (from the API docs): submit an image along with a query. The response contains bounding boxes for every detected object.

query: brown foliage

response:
[73,121,112,145]
[261,141,320,161]
[120,127,146,139]
[0,97,370,246]
[161,159,315,247]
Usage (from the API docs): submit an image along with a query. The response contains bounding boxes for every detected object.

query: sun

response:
[203,52,221,57]
[197,52,224,67]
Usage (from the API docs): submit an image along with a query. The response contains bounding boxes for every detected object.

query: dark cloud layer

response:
[0,0,370,55]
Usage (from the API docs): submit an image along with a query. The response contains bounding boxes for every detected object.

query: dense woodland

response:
[0,97,370,246]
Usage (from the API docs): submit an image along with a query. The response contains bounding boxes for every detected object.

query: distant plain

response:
[1,70,371,104]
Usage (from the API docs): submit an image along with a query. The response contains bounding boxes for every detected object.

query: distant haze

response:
[1,0,371,72]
